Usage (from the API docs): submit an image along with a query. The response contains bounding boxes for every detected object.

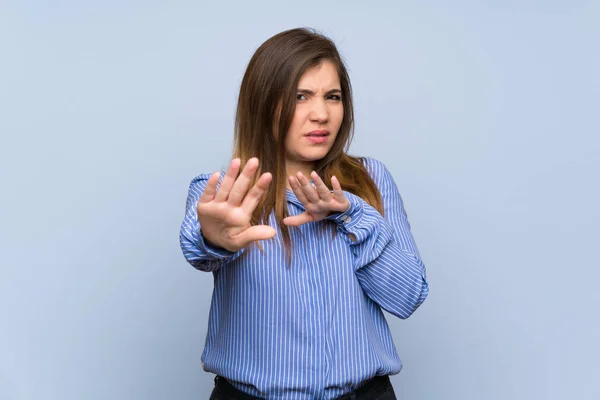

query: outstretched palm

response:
[197,158,276,252]
[283,171,350,227]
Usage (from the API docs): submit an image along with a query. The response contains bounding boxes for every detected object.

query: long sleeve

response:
[327,158,429,319]
[179,174,246,272]
[190,160,428,397]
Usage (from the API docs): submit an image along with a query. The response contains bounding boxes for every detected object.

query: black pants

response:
[209,374,397,399]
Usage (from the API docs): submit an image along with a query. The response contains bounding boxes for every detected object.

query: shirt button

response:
[343,216,352,224]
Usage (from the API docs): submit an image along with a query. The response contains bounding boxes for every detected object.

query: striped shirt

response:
[179,157,429,399]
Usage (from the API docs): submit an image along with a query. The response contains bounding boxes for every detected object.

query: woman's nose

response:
[309,100,328,122]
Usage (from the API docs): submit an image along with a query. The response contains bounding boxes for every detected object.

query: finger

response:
[214,158,241,202]
[233,225,277,246]
[288,176,311,205]
[228,157,259,206]
[198,171,222,204]
[296,171,320,202]
[283,212,315,227]
[331,176,347,204]
[240,172,273,215]
[310,171,333,201]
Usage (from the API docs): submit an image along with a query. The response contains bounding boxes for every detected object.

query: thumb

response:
[283,212,315,227]
[234,225,277,247]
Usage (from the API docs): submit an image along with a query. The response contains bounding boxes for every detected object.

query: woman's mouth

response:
[305,130,330,144]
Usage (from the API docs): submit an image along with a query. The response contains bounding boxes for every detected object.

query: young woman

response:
[180,28,429,400]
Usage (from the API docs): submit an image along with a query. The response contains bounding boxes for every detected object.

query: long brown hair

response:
[233,27,383,261]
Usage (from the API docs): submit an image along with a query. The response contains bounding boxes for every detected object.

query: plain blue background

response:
[1,1,599,399]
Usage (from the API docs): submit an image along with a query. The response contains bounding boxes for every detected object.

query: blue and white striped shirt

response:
[179,157,429,399]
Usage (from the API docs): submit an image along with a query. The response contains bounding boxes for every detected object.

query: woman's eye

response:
[328,95,342,101]
[296,94,307,101]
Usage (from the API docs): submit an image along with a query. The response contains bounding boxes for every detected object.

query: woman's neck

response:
[285,160,315,188]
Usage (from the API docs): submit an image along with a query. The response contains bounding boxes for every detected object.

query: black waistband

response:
[214,374,391,399]
[214,375,261,400]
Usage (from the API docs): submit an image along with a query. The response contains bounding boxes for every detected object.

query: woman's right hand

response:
[196,157,276,253]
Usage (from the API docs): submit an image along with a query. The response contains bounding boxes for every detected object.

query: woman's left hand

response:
[283,171,350,227]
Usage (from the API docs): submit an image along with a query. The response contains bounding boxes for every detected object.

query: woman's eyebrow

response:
[297,88,342,95]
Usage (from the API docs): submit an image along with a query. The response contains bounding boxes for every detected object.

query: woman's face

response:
[284,60,344,172]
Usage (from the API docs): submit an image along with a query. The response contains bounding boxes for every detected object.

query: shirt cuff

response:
[326,191,365,231]
[197,229,239,259]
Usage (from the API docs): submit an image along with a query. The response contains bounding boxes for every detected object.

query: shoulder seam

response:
[191,173,215,184]
[360,156,386,172]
